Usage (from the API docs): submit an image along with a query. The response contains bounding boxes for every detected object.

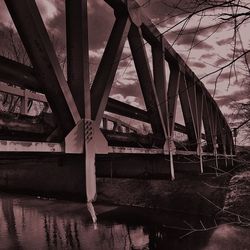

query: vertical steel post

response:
[103,117,108,130]
[66,0,91,119]
[203,97,214,153]
[66,0,95,202]
[167,65,181,180]
[196,87,203,174]
[152,39,176,180]
[20,89,28,115]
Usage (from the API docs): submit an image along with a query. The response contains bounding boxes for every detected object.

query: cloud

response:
[214,57,229,67]
[190,62,206,68]
[166,29,213,50]
[173,22,227,37]
[110,79,147,109]
[219,71,236,81]
[36,0,60,21]
[200,53,215,60]
[145,0,192,22]
[145,0,220,26]
[215,90,247,106]
[216,37,233,46]
[110,94,141,108]
[116,78,137,86]
[37,0,115,51]
[0,2,12,25]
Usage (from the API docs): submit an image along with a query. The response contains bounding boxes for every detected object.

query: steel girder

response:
[91,15,131,124]
[105,0,234,156]
[0,0,234,156]
[0,0,235,186]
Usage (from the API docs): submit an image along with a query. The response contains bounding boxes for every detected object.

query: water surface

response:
[0,192,249,250]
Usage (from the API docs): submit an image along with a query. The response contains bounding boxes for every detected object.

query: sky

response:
[0,0,250,144]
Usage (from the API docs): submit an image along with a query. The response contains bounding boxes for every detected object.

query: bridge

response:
[0,0,235,203]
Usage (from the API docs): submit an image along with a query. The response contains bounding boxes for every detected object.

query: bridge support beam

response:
[128,24,166,147]
[0,56,41,92]
[203,97,214,153]
[212,109,219,170]
[167,64,181,180]
[179,74,197,150]
[91,15,131,124]
[65,0,98,202]
[5,0,81,136]
[152,40,176,180]
[196,86,204,173]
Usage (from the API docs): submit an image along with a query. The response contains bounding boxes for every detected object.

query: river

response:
[0,192,249,250]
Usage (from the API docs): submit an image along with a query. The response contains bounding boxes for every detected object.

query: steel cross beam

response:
[196,87,204,146]
[91,15,131,124]
[152,40,170,137]
[216,114,226,154]
[128,24,166,145]
[203,96,214,152]
[179,73,197,148]
[0,56,41,92]
[167,65,181,140]
[5,0,81,136]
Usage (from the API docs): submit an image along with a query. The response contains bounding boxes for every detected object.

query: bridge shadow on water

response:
[0,192,250,250]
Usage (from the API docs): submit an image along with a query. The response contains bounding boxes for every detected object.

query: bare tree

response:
[0,25,66,115]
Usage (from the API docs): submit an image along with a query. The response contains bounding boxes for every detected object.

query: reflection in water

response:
[0,194,150,250]
[0,193,250,249]
[2,198,23,249]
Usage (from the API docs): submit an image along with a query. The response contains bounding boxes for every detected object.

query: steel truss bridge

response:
[0,0,235,202]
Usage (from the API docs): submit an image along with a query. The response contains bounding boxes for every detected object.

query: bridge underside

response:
[0,0,235,202]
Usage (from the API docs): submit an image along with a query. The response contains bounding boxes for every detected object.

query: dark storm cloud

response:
[214,57,228,67]
[88,2,115,50]
[145,0,190,18]
[216,90,247,106]
[200,53,215,60]
[216,37,233,46]
[166,30,213,50]
[226,48,247,59]
[177,23,223,36]
[39,1,115,50]
[190,62,206,68]
[145,0,213,25]
[219,72,237,81]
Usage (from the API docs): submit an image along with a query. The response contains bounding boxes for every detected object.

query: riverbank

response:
[220,165,250,224]
[97,173,231,217]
